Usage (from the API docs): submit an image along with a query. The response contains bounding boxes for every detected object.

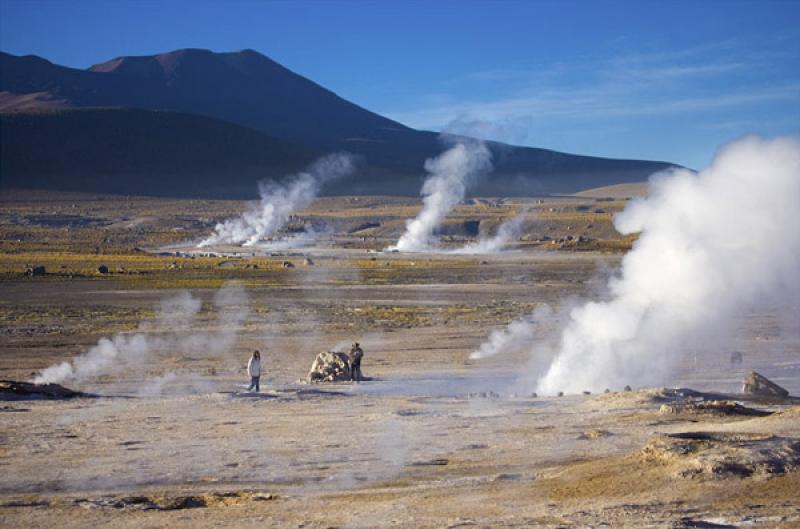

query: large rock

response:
[307,351,351,382]
[742,371,789,398]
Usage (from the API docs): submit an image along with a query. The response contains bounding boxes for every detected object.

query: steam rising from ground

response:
[470,306,554,360]
[390,141,492,252]
[450,213,526,254]
[34,284,251,389]
[488,136,800,394]
[198,153,355,248]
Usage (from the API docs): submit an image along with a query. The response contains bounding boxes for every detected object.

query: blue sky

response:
[2,0,798,168]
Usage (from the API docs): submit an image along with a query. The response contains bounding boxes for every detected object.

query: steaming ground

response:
[2,187,800,527]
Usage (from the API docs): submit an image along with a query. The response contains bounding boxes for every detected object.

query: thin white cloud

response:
[383,35,799,136]
[387,82,800,131]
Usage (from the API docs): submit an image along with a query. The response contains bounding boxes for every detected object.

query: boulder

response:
[97,265,109,274]
[742,371,789,398]
[307,351,351,382]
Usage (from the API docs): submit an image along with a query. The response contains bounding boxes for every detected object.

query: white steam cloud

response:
[34,284,251,387]
[470,305,554,360]
[450,213,526,255]
[390,141,492,252]
[198,153,355,248]
[490,136,800,394]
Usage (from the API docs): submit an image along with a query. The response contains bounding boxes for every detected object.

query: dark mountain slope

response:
[0,108,319,197]
[0,49,677,196]
[86,48,413,154]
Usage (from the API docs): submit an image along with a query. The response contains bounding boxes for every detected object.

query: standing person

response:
[247,350,262,392]
[349,342,364,382]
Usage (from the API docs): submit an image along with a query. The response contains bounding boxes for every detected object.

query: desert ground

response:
[1,190,799,529]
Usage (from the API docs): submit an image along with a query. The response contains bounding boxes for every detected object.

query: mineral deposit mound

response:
[639,431,800,479]
[307,351,352,382]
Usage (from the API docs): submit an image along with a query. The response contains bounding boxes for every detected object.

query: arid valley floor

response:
[1,190,799,528]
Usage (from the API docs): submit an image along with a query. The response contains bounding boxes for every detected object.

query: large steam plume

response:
[34,284,250,387]
[390,141,492,252]
[198,153,355,248]
[488,136,800,394]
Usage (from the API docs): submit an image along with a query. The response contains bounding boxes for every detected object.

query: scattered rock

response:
[1,499,50,508]
[307,351,351,382]
[492,473,524,481]
[671,519,737,529]
[0,380,93,400]
[742,371,789,398]
[24,265,45,277]
[577,429,613,440]
[282,261,295,268]
[303,257,314,266]
[410,458,449,466]
[348,221,380,234]
[73,491,275,511]
[467,391,500,399]
[396,409,424,416]
[252,492,275,501]
[658,400,771,417]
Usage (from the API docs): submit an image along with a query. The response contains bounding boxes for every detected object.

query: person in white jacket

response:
[247,350,262,392]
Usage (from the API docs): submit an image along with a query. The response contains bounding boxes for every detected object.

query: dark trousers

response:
[248,376,260,391]
[351,361,362,382]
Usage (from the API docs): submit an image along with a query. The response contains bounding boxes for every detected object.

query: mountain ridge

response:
[0,48,677,197]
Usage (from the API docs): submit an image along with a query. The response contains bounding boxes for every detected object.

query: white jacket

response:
[247,357,261,377]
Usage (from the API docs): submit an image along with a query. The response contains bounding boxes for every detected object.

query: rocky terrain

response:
[1,191,798,528]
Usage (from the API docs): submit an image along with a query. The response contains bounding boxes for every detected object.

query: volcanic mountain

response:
[0,49,677,197]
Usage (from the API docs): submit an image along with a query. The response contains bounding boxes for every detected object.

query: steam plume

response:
[470,305,554,360]
[34,284,251,387]
[507,136,800,394]
[34,292,202,385]
[198,153,355,247]
[450,213,526,254]
[390,141,492,252]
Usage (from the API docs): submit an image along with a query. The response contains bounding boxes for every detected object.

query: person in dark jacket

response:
[349,343,364,382]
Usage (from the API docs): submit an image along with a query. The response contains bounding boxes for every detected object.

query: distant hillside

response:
[0,108,318,197]
[575,182,650,199]
[0,49,679,197]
